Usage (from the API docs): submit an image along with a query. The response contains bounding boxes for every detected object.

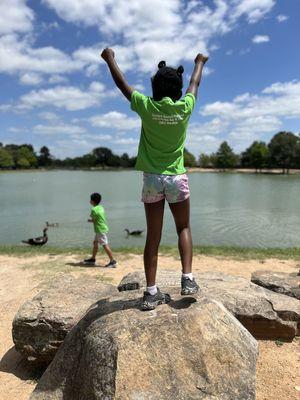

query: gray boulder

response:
[118,270,300,340]
[30,292,258,400]
[251,270,300,299]
[13,274,116,365]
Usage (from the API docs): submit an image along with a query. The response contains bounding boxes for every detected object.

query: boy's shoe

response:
[104,259,117,268]
[141,288,171,311]
[181,277,199,295]
[83,257,96,265]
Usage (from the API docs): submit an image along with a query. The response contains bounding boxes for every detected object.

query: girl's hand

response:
[194,54,209,64]
[101,48,115,63]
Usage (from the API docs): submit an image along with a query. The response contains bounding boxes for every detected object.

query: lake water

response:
[0,170,300,249]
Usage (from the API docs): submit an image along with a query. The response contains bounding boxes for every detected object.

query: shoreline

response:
[1,244,300,260]
[188,167,300,175]
[1,167,300,174]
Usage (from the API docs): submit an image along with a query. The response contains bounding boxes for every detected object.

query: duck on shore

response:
[22,228,48,246]
[124,228,144,236]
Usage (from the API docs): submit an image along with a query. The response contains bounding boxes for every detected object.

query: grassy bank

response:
[1,244,300,261]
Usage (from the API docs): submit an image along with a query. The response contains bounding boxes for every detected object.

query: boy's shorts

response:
[142,173,190,204]
[94,233,108,245]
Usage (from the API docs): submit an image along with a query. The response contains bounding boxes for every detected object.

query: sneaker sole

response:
[141,294,171,311]
[181,287,199,295]
[105,263,117,268]
[83,261,96,265]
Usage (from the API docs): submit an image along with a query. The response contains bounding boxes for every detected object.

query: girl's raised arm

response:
[186,54,209,98]
[101,48,133,101]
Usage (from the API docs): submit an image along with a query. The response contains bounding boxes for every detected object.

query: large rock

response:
[30,292,258,400]
[251,270,300,299]
[13,274,116,365]
[118,270,300,340]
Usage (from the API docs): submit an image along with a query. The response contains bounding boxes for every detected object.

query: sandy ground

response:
[0,252,299,400]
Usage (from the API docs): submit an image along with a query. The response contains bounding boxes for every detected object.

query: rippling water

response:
[0,170,299,248]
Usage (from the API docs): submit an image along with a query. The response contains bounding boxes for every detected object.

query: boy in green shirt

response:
[84,192,117,268]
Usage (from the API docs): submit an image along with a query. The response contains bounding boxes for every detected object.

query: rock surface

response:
[251,270,300,299]
[13,274,116,364]
[30,291,258,400]
[118,271,300,340]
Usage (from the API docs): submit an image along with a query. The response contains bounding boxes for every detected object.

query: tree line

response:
[198,131,300,173]
[0,144,137,170]
[0,131,299,173]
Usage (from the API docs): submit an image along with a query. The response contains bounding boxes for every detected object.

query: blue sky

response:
[0,0,299,158]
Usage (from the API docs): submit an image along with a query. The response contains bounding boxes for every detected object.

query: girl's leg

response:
[168,198,193,274]
[103,244,114,261]
[144,199,165,286]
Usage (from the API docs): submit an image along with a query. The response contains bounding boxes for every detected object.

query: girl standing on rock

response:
[101,48,208,310]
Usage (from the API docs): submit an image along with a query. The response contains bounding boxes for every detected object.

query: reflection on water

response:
[0,170,299,248]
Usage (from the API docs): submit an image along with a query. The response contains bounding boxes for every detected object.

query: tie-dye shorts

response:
[142,173,190,204]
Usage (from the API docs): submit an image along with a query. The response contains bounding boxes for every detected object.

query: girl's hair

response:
[151,61,184,102]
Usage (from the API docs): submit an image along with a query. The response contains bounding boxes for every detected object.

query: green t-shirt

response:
[131,91,195,175]
[91,205,108,234]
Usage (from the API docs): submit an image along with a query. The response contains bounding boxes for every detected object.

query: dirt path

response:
[0,253,299,400]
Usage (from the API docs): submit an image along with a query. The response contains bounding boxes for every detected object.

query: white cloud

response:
[48,74,68,84]
[19,84,107,111]
[19,72,44,85]
[33,124,86,135]
[38,111,60,121]
[186,133,223,155]
[230,0,275,24]
[203,67,214,76]
[276,14,289,23]
[0,34,84,76]
[73,43,139,75]
[252,35,270,44]
[113,137,139,145]
[42,0,276,73]
[8,127,25,133]
[0,0,277,85]
[54,134,114,158]
[90,111,140,131]
[199,80,300,151]
[0,0,34,35]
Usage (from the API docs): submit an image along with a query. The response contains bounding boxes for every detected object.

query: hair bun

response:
[158,61,166,69]
[177,65,184,75]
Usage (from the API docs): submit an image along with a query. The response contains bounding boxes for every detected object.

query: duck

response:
[46,221,59,227]
[124,228,144,236]
[22,228,48,246]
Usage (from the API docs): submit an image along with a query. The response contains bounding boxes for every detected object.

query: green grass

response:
[1,244,300,260]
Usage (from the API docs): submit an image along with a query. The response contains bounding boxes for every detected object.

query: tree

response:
[16,146,37,168]
[107,154,121,167]
[38,146,52,167]
[198,153,212,168]
[294,136,300,168]
[216,141,238,169]
[16,157,31,168]
[120,153,130,168]
[268,131,299,173]
[128,156,137,168]
[0,148,14,169]
[184,148,196,167]
[241,141,269,172]
[93,147,113,168]
[80,153,97,168]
